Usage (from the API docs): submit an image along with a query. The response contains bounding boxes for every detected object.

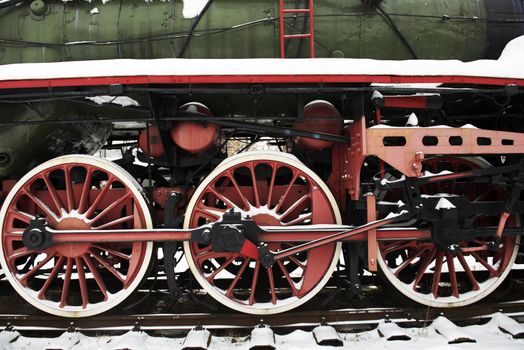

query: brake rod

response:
[269,211,412,263]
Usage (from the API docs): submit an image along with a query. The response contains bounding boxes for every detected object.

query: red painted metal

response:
[279,0,315,58]
[344,117,524,200]
[138,125,165,158]
[1,161,151,308]
[366,195,378,272]
[185,157,338,308]
[170,103,220,153]
[378,157,518,302]
[293,100,343,150]
[45,226,431,244]
[0,74,523,90]
[272,213,403,261]
[382,95,429,109]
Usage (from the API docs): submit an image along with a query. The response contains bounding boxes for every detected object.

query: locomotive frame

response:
[0,50,524,317]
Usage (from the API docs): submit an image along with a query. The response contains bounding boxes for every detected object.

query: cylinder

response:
[171,103,220,154]
[293,100,343,151]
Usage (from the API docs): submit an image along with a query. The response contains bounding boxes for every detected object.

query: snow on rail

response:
[0,36,523,84]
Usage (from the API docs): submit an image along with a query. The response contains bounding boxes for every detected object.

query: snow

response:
[86,95,140,107]
[377,321,411,341]
[1,315,523,349]
[405,113,418,127]
[435,197,456,210]
[1,36,524,83]
[422,170,453,177]
[183,0,209,19]
[371,90,383,100]
[250,325,275,349]
[431,316,476,344]
[312,324,343,345]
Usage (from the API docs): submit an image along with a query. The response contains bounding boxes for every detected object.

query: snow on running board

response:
[0,35,524,83]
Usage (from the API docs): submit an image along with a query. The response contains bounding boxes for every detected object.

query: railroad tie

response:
[431,316,476,344]
[312,324,343,347]
[492,313,524,339]
[249,324,276,350]
[182,326,211,350]
[377,320,411,341]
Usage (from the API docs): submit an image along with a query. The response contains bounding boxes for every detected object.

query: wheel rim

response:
[183,152,341,314]
[377,157,520,307]
[0,155,153,317]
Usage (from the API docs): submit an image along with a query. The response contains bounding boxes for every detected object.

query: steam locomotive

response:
[0,0,523,317]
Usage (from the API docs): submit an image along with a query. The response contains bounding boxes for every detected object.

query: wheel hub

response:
[52,217,91,257]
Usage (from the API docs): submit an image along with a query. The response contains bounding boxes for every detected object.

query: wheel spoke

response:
[226,170,251,210]
[413,246,437,289]
[470,251,498,277]
[267,164,277,207]
[282,212,311,226]
[195,205,226,221]
[92,245,131,261]
[457,252,480,291]
[92,215,134,230]
[60,258,74,308]
[85,177,114,218]
[42,173,65,214]
[249,164,261,207]
[22,189,59,224]
[208,186,239,210]
[8,246,33,261]
[78,168,93,214]
[280,193,310,221]
[205,256,236,283]
[249,262,260,306]
[37,256,65,300]
[89,248,125,283]
[288,255,306,270]
[393,247,427,277]
[274,172,299,213]
[267,267,277,305]
[82,255,108,300]
[431,251,444,298]
[19,252,56,287]
[277,260,298,296]
[8,209,35,225]
[89,193,131,225]
[75,257,89,308]
[225,258,250,298]
[64,166,75,212]
[446,253,459,298]
[196,251,234,268]
[381,241,417,254]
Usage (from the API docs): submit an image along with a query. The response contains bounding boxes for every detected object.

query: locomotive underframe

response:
[1,69,524,316]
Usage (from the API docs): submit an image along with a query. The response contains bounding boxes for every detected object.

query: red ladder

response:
[279,0,315,58]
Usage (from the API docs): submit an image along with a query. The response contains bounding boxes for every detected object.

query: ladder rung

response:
[283,9,311,14]
[283,33,312,39]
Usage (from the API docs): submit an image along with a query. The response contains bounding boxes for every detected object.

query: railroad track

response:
[1,299,523,331]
